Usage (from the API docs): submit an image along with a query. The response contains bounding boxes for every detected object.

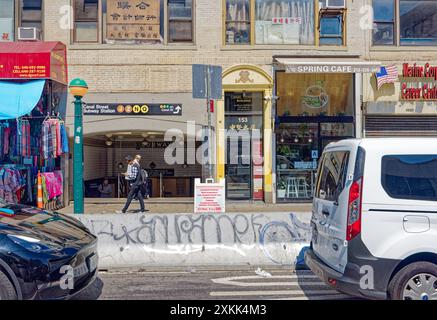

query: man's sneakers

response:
[115,210,147,214]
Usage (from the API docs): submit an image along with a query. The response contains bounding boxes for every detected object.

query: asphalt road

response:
[73,268,360,300]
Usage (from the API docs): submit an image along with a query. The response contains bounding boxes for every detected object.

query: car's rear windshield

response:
[316,151,350,201]
[382,155,437,201]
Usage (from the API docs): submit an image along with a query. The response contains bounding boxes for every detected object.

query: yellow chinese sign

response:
[107,0,160,40]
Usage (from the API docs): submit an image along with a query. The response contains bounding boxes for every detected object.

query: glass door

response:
[226,137,252,199]
[224,91,263,200]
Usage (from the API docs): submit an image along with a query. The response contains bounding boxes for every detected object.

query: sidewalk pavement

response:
[59,198,312,214]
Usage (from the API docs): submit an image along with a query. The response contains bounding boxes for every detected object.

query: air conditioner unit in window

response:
[320,0,346,9]
[18,27,41,41]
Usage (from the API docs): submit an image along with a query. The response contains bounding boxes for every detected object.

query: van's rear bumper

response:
[305,249,388,300]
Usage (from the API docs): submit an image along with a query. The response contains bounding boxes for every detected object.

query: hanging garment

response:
[0,124,3,160]
[0,168,5,199]
[16,120,31,157]
[41,121,50,159]
[4,126,10,155]
[50,121,57,158]
[60,123,69,153]
[56,121,62,157]
[41,172,63,200]
[53,170,64,197]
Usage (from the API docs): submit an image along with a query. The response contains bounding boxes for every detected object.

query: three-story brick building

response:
[1,0,436,204]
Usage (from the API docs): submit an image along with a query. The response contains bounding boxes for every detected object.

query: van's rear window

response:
[316,151,350,201]
[382,155,437,201]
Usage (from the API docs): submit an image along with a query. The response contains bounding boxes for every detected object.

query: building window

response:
[20,0,43,31]
[225,0,251,44]
[318,8,345,45]
[168,0,193,43]
[255,0,315,45]
[0,0,15,42]
[74,0,193,44]
[74,0,99,43]
[225,0,346,46]
[400,0,437,46]
[372,0,437,46]
[372,0,395,45]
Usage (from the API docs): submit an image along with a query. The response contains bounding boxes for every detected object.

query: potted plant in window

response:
[277,179,287,198]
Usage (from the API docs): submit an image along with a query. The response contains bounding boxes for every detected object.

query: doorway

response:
[224,91,263,200]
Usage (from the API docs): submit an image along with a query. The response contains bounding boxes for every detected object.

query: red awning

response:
[0,41,68,85]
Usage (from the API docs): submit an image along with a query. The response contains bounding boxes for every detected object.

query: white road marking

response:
[273,294,353,300]
[210,289,341,297]
[210,272,352,300]
[212,275,320,287]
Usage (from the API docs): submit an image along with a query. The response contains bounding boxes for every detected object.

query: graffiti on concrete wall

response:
[81,213,311,265]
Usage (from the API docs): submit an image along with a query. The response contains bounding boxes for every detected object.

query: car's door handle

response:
[322,210,330,217]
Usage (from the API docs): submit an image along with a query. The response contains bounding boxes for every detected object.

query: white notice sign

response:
[194,179,226,213]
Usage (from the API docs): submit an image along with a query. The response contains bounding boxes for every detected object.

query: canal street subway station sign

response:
[83,103,182,116]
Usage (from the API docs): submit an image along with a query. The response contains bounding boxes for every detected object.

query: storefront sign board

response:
[401,63,437,101]
[275,58,381,74]
[0,42,68,84]
[83,103,182,116]
[106,0,160,40]
[194,179,226,213]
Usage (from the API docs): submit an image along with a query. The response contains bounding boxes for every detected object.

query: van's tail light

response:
[347,178,363,241]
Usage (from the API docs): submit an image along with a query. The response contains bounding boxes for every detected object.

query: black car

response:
[0,200,98,300]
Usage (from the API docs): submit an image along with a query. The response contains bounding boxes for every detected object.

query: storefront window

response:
[255,0,315,45]
[276,73,354,117]
[400,0,437,46]
[0,0,15,42]
[275,72,355,202]
[20,0,43,31]
[225,0,251,44]
[372,0,395,45]
[74,0,99,42]
[168,0,193,42]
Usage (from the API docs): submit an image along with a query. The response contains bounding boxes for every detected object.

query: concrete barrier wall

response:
[76,212,312,269]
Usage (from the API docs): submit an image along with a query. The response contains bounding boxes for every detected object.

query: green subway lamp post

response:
[69,78,88,214]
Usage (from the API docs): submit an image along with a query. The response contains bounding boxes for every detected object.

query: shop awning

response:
[274,57,381,73]
[0,41,68,85]
[0,80,45,120]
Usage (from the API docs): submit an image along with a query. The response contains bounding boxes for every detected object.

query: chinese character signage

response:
[83,103,182,116]
[106,0,160,40]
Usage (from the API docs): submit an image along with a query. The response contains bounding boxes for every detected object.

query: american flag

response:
[375,65,398,89]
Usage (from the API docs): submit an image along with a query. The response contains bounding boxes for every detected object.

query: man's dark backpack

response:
[139,169,149,196]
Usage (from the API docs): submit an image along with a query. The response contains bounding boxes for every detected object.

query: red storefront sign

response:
[401,63,437,101]
[0,41,68,85]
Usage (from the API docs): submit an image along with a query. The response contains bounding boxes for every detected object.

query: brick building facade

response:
[2,0,436,203]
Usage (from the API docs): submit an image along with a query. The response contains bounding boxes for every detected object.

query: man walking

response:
[117,156,146,214]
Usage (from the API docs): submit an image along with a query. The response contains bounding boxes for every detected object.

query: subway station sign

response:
[83,103,182,116]
[401,63,437,101]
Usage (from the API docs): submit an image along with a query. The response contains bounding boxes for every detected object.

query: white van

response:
[305,138,437,300]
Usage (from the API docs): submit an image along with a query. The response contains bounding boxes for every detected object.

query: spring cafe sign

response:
[401,63,437,101]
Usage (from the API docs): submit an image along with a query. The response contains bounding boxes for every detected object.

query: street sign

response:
[192,64,222,100]
[83,103,182,116]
